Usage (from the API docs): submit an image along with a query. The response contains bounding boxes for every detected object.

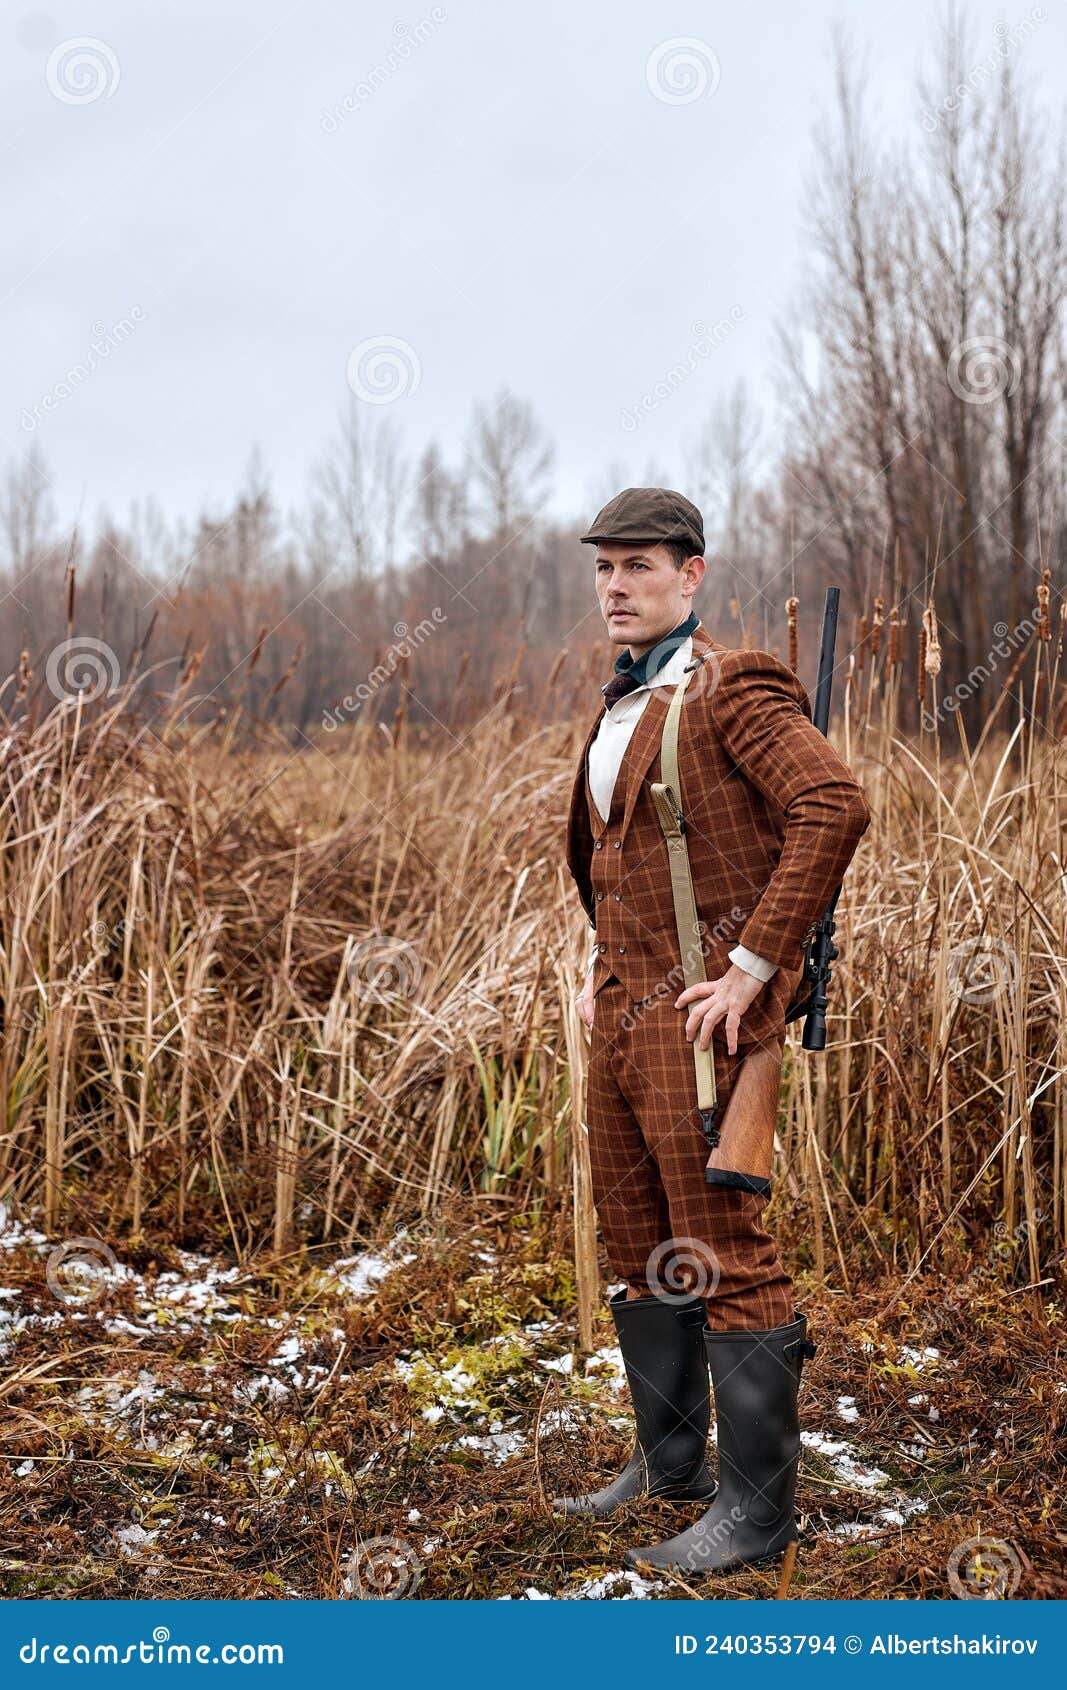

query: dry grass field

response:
[1,605,1065,1599]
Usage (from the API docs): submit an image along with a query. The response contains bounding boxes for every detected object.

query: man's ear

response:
[683,555,706,594]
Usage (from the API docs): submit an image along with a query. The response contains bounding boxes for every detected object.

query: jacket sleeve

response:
[708,649,871,969]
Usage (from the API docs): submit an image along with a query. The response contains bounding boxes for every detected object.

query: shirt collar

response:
[607,609,701,693]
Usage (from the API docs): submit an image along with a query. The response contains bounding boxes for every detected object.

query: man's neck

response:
[624,612,699,661]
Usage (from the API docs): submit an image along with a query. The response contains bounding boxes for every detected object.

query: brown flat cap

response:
[580,486,704,556]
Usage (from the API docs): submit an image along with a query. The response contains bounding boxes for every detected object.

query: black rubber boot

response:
[623,1310,816,1573]
[553,1290,718,1517]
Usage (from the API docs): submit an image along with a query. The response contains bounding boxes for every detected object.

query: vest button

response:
[618,945,626,954]
[594,840,604,850]
[612,840,621,849]
[596,891,604,900]
[598,943,607,954]
[614,892,622,901]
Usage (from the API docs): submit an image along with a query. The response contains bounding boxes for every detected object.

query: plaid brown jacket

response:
[564,623,871,1050]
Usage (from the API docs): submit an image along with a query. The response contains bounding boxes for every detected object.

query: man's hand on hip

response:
[676,964,766,1055]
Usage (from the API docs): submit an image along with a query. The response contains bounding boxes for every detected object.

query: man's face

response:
[593,541,705,655]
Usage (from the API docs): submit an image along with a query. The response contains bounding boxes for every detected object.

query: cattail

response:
[1037,567,1051,641]
[888,606,900,667]
[180,647,204,686]
[14,648,31,702]
[66,562,76,626]
[268,640,304,701]
[786,596,798,673]
[857,612,869,671]
[247,623,268,674]
[871,595,884,658]
[917,623,927,707]
[923,602,942,676]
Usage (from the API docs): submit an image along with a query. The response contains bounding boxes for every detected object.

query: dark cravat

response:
[600,609,700,711]
[601,671,642,710]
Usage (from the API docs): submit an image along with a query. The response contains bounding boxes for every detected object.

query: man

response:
[557,487,870,1577]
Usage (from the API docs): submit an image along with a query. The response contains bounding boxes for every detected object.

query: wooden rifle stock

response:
[706,586,843,1193]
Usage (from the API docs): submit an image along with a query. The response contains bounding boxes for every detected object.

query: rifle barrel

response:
[811,586,840,735]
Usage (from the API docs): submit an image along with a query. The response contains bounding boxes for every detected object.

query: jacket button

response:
[598,943,607,954]
[612,840,621,849]
[618,945,626,954]
[594,840,604,850]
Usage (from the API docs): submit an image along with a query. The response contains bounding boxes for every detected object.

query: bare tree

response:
[467,388,554,541]
[779,8,1067,718]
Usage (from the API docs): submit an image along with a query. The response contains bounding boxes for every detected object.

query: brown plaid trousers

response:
[566,625,871,1329]
[588,973,794,1329]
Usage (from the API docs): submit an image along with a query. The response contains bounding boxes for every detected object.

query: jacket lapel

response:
[565,625,727,897]
[616,625,722,844]
[564,710,604,914]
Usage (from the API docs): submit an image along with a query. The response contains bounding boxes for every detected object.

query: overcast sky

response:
[4,0,1064,543]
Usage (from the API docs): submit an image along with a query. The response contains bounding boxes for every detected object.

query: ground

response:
[1,1199,1064,1601]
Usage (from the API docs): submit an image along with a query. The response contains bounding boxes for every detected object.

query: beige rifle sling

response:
[649,656,719,1135]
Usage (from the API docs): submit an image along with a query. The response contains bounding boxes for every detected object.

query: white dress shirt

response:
[585,626,777,985]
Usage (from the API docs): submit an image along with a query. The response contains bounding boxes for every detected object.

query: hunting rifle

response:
[784,585,842,1051]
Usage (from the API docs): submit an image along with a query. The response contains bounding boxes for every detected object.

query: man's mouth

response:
[609,609,634,619]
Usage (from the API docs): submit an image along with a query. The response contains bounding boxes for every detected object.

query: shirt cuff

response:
[728,944,778,984]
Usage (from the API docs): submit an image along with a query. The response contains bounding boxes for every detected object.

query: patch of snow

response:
[455,1427,527,1465]
[539,1354,573,1375]
[584,1345,627,1393]
[500,1571,656,1601]
[563,1569,656,1600]
[801,1430,891,1491]
[899,1344,954,1371]
[245,1373,290,1402]
[538,1408,584,1437]
[114,1522,159,1558]
[836,1395,860,1424]
[329,1231,417,1298]
[75,1369,166,1447]
[830,1495,928,1539]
